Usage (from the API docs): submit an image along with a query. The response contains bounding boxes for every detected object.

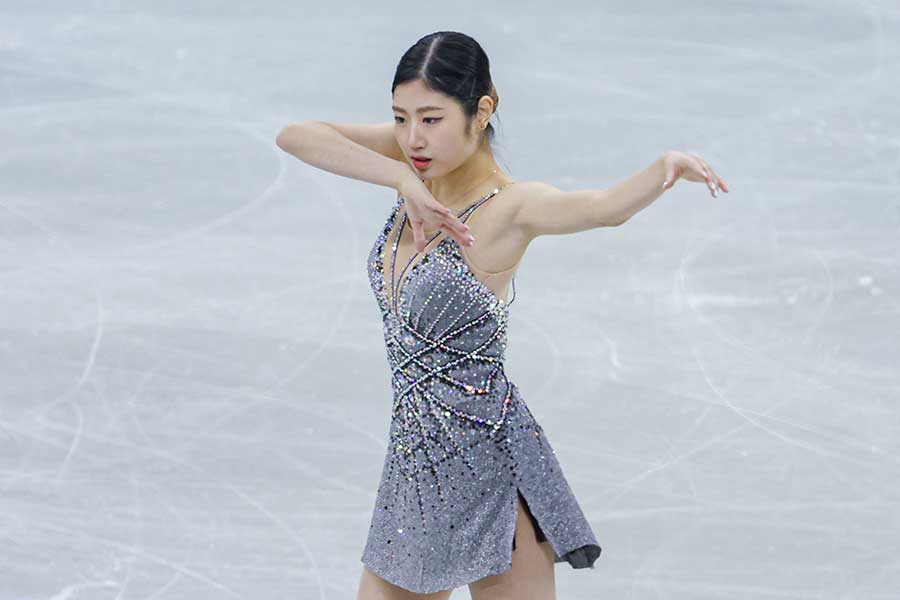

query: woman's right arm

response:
[275,120,474,251]
[275,120,414,192]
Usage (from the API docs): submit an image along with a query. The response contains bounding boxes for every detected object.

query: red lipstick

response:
[412,157,432,170]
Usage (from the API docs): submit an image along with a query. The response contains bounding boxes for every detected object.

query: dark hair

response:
[391,31,501,147]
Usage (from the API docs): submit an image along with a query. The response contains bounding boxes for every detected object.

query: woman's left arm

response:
[514,151,729,239]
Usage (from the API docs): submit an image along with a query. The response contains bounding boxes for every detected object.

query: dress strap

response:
[389,181,517,312]
[459,181,516,223]
[456,181,518,305]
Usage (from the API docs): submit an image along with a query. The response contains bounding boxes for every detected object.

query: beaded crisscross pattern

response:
[364,186,537,530]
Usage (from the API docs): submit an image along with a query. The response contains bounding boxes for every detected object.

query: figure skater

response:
[276,29,727,600]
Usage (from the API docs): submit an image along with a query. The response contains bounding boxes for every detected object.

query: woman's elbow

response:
[275,121,311,151]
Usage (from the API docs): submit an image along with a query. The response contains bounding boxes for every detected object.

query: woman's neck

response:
[424,151,508,211]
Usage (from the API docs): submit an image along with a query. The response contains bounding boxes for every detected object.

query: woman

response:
[276,30,727,600]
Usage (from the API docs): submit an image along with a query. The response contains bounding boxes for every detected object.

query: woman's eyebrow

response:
[392,105,445,113]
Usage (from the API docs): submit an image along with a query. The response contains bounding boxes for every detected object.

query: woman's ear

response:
[477,95,494,124]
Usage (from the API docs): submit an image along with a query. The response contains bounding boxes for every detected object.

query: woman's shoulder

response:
[501,180,556,209]
[498,180,555,227]
[508,180,560,202]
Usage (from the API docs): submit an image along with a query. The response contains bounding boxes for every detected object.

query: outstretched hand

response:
[662,151,729,197]
[397,175,476,252]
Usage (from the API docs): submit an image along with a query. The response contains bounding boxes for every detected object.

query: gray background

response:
[2,1,898,598]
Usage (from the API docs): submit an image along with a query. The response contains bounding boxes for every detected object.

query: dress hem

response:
[360,538,601,594]
[361,555,513,595]
[555,543,603,569]
[514,485,603,570]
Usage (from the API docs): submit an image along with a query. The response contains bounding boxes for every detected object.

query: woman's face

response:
[392,79,480,179]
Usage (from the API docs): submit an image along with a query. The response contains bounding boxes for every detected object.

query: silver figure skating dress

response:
[360,184,601,593]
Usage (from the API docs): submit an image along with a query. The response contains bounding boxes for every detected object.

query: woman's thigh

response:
[468,491,556,600]
[356,565,453,600]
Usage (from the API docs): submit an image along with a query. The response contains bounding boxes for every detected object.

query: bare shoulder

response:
[468,179,554,235]
[502,180,563,240]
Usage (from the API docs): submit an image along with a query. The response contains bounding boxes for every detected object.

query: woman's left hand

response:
[662,151,729,197]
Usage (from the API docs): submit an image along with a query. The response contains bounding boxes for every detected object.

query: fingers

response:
[430,203,451,216]
[439,223,476,247]
[410,200,476,251]
[440,223,475,248]
[426,202,473,246]
[684,154,715,197]
[410,218,427,253]
[411,209,474,252]
[705,163,729,193]
[662,150,731,197]
[447,214,473,239]
[430,203,470,235]
[694,156,729,196]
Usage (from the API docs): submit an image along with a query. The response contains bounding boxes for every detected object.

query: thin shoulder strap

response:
[459,181,516,223]
[393,181,515,281]
[507,247,525,306]
[460,181,518,306]
[389,209,446,309]
[392,181,517,310]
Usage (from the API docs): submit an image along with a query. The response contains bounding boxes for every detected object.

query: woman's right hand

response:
[397,174,475,252]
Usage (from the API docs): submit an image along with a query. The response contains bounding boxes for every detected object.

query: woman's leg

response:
[468,491,556,600]
[356,565,454,600]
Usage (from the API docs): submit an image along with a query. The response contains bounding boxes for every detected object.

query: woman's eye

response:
[393,117,441,125]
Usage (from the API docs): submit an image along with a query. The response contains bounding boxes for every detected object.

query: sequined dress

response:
[360,183,602,593]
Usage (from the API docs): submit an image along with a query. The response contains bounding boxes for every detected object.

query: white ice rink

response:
[1,1,898,598]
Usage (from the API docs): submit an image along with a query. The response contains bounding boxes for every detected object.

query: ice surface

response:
[1,1,899,598]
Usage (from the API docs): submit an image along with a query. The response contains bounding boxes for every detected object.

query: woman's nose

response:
[407,125,424,147]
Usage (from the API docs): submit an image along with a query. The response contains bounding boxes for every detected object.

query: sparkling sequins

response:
[360,186,602,593]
